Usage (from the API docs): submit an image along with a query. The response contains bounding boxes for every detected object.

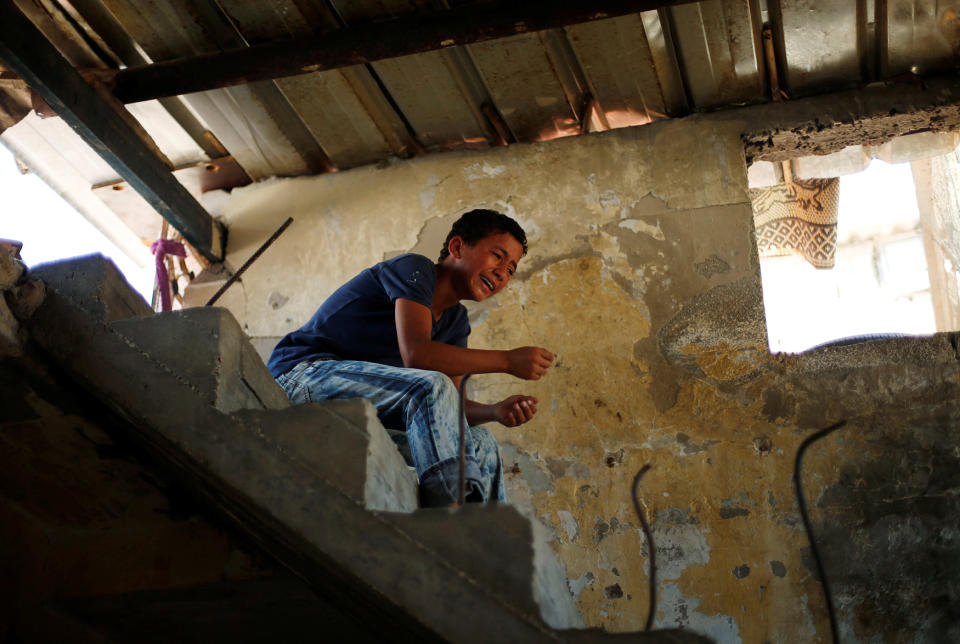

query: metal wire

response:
[206,217,293,306]
[794,420,847,644]
[457,373,472,506]
[631,463,656,631]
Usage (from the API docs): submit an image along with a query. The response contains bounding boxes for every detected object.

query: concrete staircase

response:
[8,253,708,643]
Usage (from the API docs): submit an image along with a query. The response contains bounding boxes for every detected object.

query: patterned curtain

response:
[750,177,840,269]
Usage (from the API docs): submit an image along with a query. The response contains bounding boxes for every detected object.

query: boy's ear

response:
[447,235,464,259]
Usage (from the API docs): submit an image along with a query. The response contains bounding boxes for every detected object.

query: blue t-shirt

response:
[267,254,470,377]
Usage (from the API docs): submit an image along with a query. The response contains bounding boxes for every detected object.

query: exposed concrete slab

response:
[792,333,960,374]
[31,253,152,322]
[112,307,290,413]
[724,74,960,163]
[792,131,960,180]
[24,285,524,637]
[759,334,960,432]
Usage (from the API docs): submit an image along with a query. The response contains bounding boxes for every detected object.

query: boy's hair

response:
[438,209,528,262]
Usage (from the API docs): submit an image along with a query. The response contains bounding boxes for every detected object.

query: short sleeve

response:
[450,305,470,348]
[435,303,470,348]
[378,254,436,309]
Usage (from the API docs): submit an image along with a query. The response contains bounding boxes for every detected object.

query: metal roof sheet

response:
[566,14,669,126]
[468,32,579,142]
[666,0,765,108]
[3,0,959,264]
[884,0,960,77]
[774,0,863,95]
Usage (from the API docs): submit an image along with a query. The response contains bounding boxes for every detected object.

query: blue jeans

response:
[275,359,506,507]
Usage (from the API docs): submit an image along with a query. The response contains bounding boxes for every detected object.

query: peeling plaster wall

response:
[921,152,960,272]
[912,153,960,331]
[191,117,960,642]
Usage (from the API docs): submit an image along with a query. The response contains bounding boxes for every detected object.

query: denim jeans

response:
[275,359,506,507]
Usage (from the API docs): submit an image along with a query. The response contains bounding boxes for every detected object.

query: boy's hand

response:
[494,395,539,427]
[506,346,554,380]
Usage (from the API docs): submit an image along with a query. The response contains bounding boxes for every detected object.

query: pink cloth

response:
[149,238,186,311]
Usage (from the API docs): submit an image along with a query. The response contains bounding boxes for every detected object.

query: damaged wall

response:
[913,150,960,331]
[187,116,960,642]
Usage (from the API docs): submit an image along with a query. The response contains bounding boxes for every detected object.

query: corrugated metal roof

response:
[773,0,863,95]
[2,0,958,262]
[566,14,670,126]
[884,0,960,77]
[667,0,765,108]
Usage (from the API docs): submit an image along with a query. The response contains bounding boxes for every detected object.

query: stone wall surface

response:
[189,116,960,642]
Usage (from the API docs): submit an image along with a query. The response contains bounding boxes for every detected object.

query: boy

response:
[268,209,554,507]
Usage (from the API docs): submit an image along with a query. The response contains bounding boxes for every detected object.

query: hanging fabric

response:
[149,238,186,311]
[750,177,840,269]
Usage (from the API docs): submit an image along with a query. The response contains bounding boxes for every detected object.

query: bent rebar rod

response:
[631,463,656,631]
[794,420,847,644]
[458,373,472,505]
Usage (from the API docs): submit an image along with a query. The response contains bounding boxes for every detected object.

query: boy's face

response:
[449,231,523,301]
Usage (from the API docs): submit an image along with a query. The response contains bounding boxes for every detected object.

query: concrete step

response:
[27,255,416,514]
[31,253,152,322]
[383,503,583,631]
[33,254,288,414]
[24,254,707,643]
[112,307,291,414]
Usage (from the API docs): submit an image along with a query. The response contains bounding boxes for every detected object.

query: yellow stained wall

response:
[190,116,960,642]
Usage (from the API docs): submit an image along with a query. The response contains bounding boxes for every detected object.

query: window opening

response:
[750,136,960,353]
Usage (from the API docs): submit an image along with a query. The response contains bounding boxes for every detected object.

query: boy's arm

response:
[450,374,538,427]
[395,298,553,379]
[463,396,538,427]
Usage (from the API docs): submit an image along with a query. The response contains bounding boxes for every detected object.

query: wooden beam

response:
[111,0,700,104]
[0,2,226,263]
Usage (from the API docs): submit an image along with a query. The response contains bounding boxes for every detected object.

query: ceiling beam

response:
[0,2,226,264]
[735,74,960,163]
[111,0,700,104]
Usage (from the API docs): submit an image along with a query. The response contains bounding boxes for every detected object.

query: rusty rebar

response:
[794,420,847,644]
[631,463,656,631]
[458,373,473,505]
[206,217,292,306]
